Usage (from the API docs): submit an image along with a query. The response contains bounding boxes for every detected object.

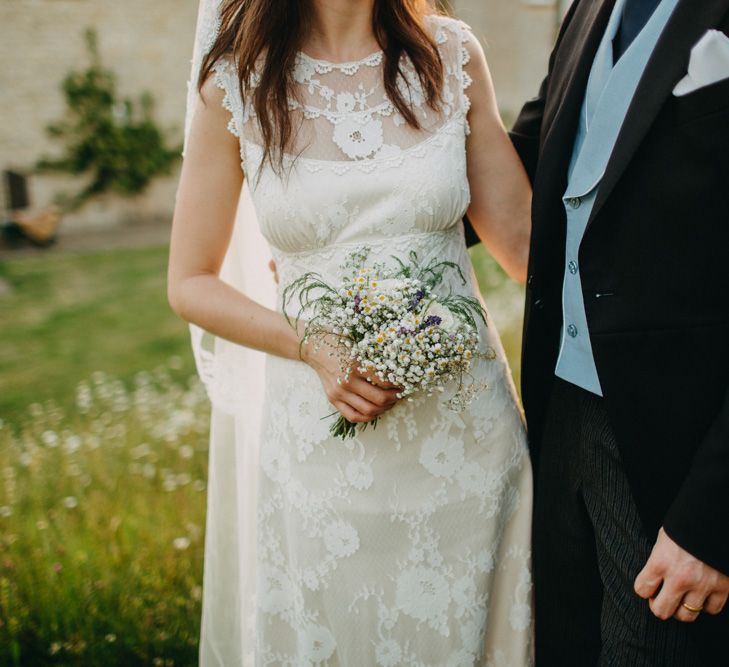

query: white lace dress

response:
[201,15,534,667]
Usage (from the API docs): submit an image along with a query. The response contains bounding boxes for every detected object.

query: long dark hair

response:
[200,0,444,170]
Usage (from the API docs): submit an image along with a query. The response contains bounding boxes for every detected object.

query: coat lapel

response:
[532,0,617,235]
[588,0,729,227]
[539,0,617,186]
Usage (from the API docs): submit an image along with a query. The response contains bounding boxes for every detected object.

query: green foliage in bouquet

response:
[36,29,182,210]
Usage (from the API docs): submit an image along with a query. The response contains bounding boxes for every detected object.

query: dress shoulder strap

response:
[425,14,476,135]
[211,56,248,170]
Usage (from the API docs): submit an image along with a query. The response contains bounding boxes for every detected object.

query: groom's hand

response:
[634,528,729,623]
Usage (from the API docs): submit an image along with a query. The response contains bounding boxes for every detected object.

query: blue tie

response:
[613,0,663,61]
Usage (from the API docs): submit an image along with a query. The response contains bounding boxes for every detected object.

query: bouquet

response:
[283,249,489,439]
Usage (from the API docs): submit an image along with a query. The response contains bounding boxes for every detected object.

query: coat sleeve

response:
[663,386,729,576]
[464,0,583,248]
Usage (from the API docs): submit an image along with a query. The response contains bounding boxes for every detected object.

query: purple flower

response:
[354,293,362,313]
[408,289,426,312]
[421,315,442,329]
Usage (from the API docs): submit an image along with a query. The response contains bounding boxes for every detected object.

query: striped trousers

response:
[533,377,704,666]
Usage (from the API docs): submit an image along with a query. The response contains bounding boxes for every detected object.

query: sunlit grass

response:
[0,362,209,666]
[0,245,196,420]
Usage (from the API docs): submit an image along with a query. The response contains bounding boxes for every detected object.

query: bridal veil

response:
[182,1,275,663]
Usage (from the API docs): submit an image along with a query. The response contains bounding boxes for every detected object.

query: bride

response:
[168,0,534,664]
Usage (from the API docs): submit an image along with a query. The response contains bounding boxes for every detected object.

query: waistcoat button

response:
[567,197,582,209]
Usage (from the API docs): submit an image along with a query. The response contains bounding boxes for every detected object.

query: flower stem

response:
[330,415,379,440]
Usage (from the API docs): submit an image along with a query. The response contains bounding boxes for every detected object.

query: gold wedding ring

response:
[682,602,704,614]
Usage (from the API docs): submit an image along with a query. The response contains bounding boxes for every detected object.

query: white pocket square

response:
[673,30,729,96]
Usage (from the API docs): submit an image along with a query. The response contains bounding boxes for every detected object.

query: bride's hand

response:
[302,343,401,424]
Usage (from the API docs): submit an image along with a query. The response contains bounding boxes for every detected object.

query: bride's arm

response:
[167,75,399,422]
[462,31,533,284]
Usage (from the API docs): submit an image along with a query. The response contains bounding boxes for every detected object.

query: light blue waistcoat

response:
[554,0,680,396]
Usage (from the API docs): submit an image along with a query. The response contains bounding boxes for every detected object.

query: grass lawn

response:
[0,245,196,421]
[0,239,524,665]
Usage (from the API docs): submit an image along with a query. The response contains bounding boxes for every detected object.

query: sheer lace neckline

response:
[211,14,474,168]
[296,49,384,73]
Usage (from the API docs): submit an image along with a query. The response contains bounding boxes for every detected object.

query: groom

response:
[473,0,729,663]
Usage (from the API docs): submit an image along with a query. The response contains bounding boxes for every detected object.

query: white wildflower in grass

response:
[66,463,82,477]
[176,472,192,487]
[86,434,101,450]
[62,496,79,509]
[131,442,152,459]
[63,433,82,454]
[0,505,12,518]
[41,430,59,448]
[283,249,488,439]
[162,477,178,493]
[76,382,93,413]
[172,536,191,551]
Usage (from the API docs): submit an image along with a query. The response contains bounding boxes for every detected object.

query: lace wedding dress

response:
[196,14,534,667]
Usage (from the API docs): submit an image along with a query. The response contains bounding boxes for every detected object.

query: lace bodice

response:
[212,15,474,261]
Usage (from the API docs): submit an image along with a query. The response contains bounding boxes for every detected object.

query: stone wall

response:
[0,0,198,230]
[454,0,560,122]
[0,0,561,232]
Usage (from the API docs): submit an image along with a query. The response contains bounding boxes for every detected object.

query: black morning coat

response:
[466,0,729,659]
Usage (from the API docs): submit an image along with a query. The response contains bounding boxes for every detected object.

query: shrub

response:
[36,29,182,210]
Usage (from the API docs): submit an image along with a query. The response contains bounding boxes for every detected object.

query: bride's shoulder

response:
[425,14,485,81]
[423,13,475,45]
[423,14,483,67]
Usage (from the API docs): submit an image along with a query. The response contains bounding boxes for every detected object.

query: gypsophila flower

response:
[283,249,488,439]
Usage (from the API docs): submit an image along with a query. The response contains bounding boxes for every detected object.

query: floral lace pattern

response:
[207,14,534,666]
